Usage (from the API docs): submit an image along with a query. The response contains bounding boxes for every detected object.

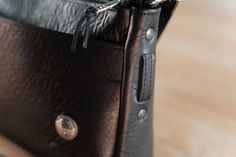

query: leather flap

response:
[0,0,116,35]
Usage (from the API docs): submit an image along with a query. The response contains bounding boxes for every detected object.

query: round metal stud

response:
[146,28,155,40]
[55,115,78,141]
[138,109,148,120]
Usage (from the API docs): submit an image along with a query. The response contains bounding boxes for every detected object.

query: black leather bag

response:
[0,0,178,156]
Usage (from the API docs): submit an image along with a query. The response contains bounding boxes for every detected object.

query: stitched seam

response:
[141,55,148,101]
[71,74,121,83]
[149,54,154,98]
[142,12,159,16]
[0,21,124,52]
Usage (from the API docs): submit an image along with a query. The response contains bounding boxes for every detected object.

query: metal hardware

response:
[71,0,182,51]
[138,109,148,120]
[71,0,121,51]
[146,0,182,7]
[156,0,182,4]
[92,0,121,15]
[55,115,78,140]
[146,28,155,40]
[82,0,121,48]
[148,0,166,6]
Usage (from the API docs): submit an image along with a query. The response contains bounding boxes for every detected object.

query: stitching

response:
[141,55,148,101]
[141,12,160,16]
[140,54,155,101]
[149,54,154,97]
[71,73,121,83]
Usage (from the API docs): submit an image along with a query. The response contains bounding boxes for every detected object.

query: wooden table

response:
[154,1,236,157]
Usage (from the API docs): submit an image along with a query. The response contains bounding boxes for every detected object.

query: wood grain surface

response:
[0,135,32,157]
[154,1,236,157]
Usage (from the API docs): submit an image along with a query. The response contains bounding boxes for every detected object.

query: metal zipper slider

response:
[94,0,121,14]
[144,0,182,7]
[71,0,121,51]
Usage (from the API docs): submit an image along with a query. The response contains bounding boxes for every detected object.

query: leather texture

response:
[0,0,130,43]
[0,0,176,43]
[0,1,178,157]
[114,7,161,157]
[137,53,155,102]
[0,17,124,157]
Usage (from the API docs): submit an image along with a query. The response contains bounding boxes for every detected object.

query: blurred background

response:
[154,0,236,157]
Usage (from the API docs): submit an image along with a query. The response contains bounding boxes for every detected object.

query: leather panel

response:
[0,17,124,157]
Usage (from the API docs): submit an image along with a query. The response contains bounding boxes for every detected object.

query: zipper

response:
[71,0,181,51]
[71,0,121,51]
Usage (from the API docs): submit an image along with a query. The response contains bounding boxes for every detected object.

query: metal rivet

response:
[146,28,155,40]
[55,115,78,141]
[138,109,147,120]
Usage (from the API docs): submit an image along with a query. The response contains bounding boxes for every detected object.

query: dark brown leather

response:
[0,1,178,157]
[0,17,124,157]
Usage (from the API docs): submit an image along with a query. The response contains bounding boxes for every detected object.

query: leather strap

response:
[137,53,155,102]
[114,7,161,157]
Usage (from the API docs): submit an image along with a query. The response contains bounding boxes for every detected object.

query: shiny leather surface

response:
[0,0,130,43]
[0,17,124,157]
[114,7,161,157]
[0,0,176,43]
[0,1,177,157]
[0,0,114,34]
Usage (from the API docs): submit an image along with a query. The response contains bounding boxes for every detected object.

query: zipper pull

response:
[71,0,121,51]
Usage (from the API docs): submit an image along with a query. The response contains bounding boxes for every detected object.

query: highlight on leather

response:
[0,0,116,35]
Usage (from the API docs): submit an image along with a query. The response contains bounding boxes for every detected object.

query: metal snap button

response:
[146,28,155,40]
[138,109,148,120]
[55,115,78,140]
